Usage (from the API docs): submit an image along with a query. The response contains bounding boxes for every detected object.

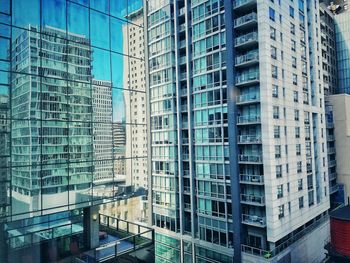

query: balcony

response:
[235,32,258,49]
[330,184,339,194]
[237,135,262,144]
[179,7,186,16]
[234,0,257,12]
[240,174,264,185]
[329,172,336,181]
[242,214,266,227]
[236,93,260,105]
[235,71,259,87]
[179,56,186,65]
[240,194,265,206]
[238,154,263,164]
[327,147,336,154]
[235,50,259,68]
[237,115,261,125]
[327,135,335,141]
[180,72,187,80]
[234,12,257,30]
[179,40,186,49]
[179,24,186,32]
[329,160,336,167]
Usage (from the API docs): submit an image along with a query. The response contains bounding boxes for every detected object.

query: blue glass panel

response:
[42,0,67,31]
[90,10,110,49]
[68,2,90,37]
[91,0,109,14]
[13,0,40,29]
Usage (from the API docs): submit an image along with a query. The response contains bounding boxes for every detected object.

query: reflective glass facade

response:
[335,11,350,94]
[0,0,145,261]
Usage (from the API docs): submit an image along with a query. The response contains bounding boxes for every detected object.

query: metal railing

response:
[242,214,266,227]
[240,174,264,184]
[236,71,259,85]
[237,134,262,143]
[238,155,263,163]
[234,12,257,27]
[240,194,265,205]
[234,0,256,8]
[237,115,261,124]
[235,32,258,46]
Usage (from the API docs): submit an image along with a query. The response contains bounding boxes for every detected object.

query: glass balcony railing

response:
[240,174,264,184]
[234,12,257,28]
[235,32,258,47]
[240,194,265,205]
[329,160,336,167]
[330,184,339,194]
[235,50,259,66]
[237,115,261,124]
[235,71,259,85]
[327,135,335,141]
[236,93,260,104]
[234,0,257,9]
[238,154,263,163]
[237,135,261,143]
[329,172,336,181]
[242,214,266,227]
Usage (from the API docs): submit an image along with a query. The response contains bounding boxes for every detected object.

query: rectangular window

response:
[295,127,300,138]
[274,125,280,138]
[293,91,298,102]
[298,179,303,191]
[272,65,278,78]
[296,144,301,155]
[276,165,282,178]
[278,205,285,219]
[277,185,283,198]
[275,145,281,158]
[272,84,278,98]
[269,7,276,21]
[299,196,304,209]
[271,46,277,59]
[289,6,295,18]
[270,26,276,40]
[273,106,279,119]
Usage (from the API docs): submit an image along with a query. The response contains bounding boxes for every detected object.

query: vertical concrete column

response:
[83,206,100,249]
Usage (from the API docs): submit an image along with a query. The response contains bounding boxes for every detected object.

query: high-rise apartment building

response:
[0,0,152,262]
[146,1,330,262]
[124,7,148,189]
[113,121,127,176]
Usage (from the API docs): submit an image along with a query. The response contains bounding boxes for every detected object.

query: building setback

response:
[146,0,330,262]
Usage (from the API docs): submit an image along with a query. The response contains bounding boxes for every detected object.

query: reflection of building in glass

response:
[92,79,113,182]
[11,26,93,214]
[123,8,148,189]
[0,1,152,262]
[0,94,10,217]
[113,122,126,176]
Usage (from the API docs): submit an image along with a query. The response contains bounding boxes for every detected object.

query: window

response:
[270,26,276,40]
[274,125,280,138]
[273,106,279,119]
[308,190,314,207]
[296,144,301,155]
[293,74,298,85]
[299,196,304,209]
[277,185,283,198]
[289,6,295,18]
[271,46,277,59]
[298,179,303,191]
[269,7,276,21]
[294,109,299,121]
[275,145,281,158]
[272,65,278,78]
[272,84,278,98]
[297,161,302,173]
[293,91,298,102]
[291,39,296,51]
[290,22,295,35]
[295,127,300,138]
[292,56,297,68]
[276,165,282,178]
[278,205,285,219]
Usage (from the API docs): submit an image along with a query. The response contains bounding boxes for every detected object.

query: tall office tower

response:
[124,8,148,189]
[0,1,152,262]
[92,79,113,182]
[113,121,127,176]
[319,3,340,207]
[146,0,330,262]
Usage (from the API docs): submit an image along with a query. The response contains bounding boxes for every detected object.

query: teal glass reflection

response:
[92,48,111,81]
[68,2,90,38]
[0,37,9,60]
[42,0,67,31]
[110,17,127,54]
[110,0,128,19]
[111,52,127,89]
[90,10,110,49]
[0,0,10,14]
[13,0,40,29]
[112,88,126,122]
[91,0,109,14]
